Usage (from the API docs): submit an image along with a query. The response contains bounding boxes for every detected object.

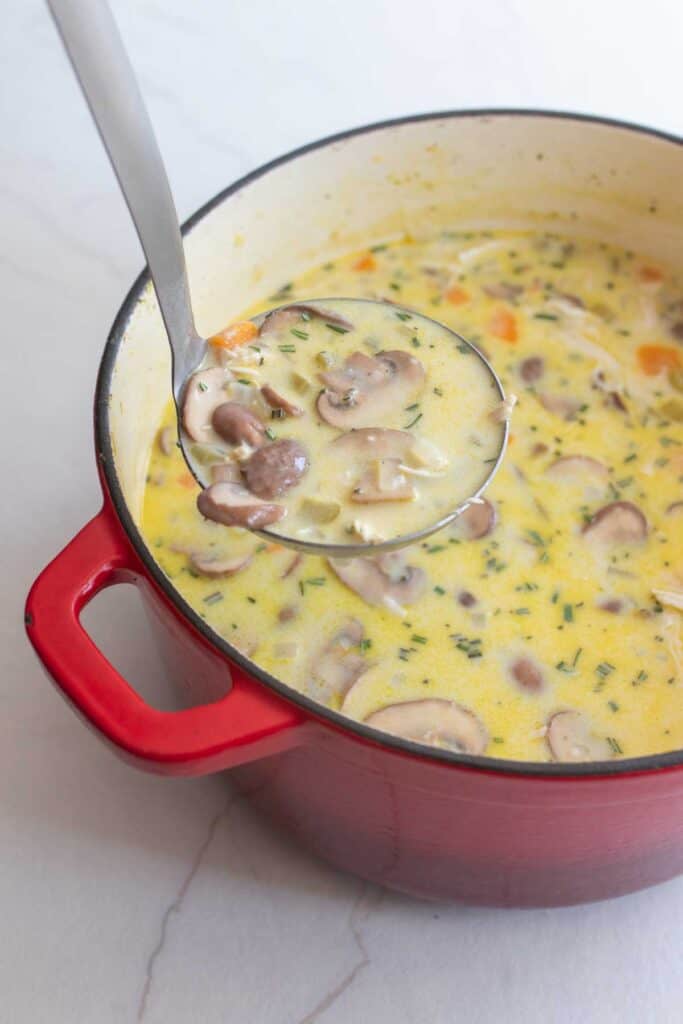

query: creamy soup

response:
[142,230,683,762]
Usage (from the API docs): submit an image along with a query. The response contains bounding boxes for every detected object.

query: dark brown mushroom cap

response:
[317,350,426,429]
[452,499,496,540]
[197,482,285,529]
[547,710,613,762]
[582,501,648,545]
[328,553,426,610]
[212,402,266,447]
[242,440,309,499]
[364,699,489,754]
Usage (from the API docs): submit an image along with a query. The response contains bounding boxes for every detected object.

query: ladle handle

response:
[46,0,205,399]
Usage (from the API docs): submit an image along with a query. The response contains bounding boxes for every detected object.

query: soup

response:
[142,229,683,762]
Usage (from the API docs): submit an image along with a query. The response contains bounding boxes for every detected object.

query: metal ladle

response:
[48,0,508,557]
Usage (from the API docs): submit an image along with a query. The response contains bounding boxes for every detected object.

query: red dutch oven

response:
[25,111,683,907]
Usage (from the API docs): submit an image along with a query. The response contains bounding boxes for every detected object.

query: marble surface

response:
[3,0,683,1020]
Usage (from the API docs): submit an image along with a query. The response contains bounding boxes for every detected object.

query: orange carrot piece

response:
[444,285,469,306]
[352,253,377,272]
[636,344,681,376]
[639,266,664,284]
[178,472,197,489]
[489,308,518,343]
[209,320,258,350]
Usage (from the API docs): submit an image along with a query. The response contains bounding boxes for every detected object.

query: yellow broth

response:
[142,230,683,762]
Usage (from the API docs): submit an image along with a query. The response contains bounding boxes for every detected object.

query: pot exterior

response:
[141,575,683,906]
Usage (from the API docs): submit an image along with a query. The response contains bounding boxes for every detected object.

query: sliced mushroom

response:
[307,619,368,703]
[352,459,416,503]
[197,481,285,529]
[545,455,609,486]
[530,442,549,457]
[538,392,582,420]
[582,501,648,546]
[547,710,613,762]
[452,499,496,540]
[364,699,488,755]
[508,655,545,694]
[667,501,683,516]
[259,303,354,337]
[519,356,545,383]
[331,427,414,461]
[458,590,477,607]
[328,553,426,612]
[189,550,253,577]
[182,367,230,442]
[260,384,303,418]
[212,402,266,447]
[157,426,174,455]
[317,350,425,428]
[484,282,523,302]
[210,462,242,484]
[242,440,309,499]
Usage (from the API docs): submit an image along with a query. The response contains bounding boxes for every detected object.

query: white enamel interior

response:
[106,113,683,523]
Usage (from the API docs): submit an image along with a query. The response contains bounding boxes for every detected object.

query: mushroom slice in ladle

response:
[364,699,489,754]
[259,303,354,336]
[197,481,285,530]
[317,350,426,428]
[260,385,303,418]
[182,366,231,442]
[352,459,416,503]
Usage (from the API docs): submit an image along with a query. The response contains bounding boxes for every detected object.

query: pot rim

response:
[96,107,683,780]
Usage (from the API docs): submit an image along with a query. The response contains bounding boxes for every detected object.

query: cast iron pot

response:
[26,110,683,907]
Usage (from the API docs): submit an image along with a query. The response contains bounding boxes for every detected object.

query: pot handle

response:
[25,506,306,776]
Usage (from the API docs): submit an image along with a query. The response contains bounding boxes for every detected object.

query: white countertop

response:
[3,0,683,1020]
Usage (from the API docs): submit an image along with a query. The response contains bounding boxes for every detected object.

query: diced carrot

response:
[264,543,282,553]
[352,253,377,272]
[444,285,470,306]
[488,308,518,343]
[636,344,681,376]
[507,434,515,446]
[209,320,258,350]
[178,472,197,489]
[639,266,664,284]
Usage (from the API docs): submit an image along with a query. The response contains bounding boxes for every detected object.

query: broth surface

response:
[142,230,683,762]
